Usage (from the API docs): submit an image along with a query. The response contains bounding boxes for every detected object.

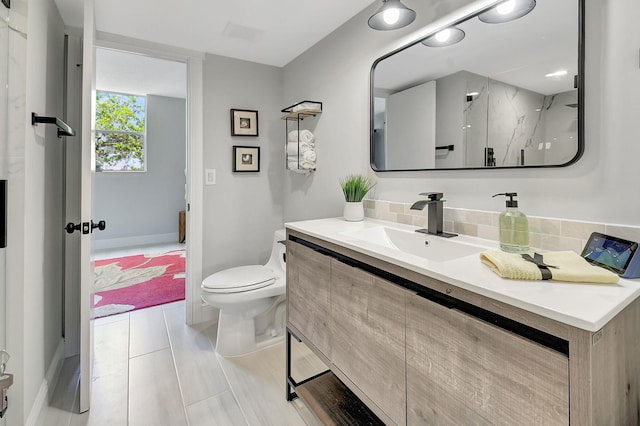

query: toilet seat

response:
[202,265,276,294]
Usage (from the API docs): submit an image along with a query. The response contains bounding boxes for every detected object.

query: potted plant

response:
[339,174,376,221]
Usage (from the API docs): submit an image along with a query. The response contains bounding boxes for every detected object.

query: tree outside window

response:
[95,91,146,172]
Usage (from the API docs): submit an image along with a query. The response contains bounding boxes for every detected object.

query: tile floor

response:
[36,300,326,426]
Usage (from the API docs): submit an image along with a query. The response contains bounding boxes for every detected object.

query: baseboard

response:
[25,339,65,426]
[93,232,179,251]
[194,302,218,325]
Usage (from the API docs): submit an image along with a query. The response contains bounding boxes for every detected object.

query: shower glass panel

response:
[0,5,9,353]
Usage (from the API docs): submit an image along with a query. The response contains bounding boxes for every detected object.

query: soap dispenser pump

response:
[492,193,530,253]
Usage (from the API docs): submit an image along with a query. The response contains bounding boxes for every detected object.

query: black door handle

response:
[66,220,105,234]
[91,220,106,232]
[65,222,80,234]
[65,222,90,234]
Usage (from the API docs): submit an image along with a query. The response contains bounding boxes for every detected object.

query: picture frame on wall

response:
[233,146,260,172]
[230,109,259,136]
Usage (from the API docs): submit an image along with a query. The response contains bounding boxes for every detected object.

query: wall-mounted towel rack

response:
[31,113,76,138]
[281,101,322,174]
[435,145,454,151]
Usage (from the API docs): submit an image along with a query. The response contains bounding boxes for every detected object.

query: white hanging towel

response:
[287,151,316,163]
[288,159,315,170]
[287,129,315,144]
[292,102,321,112]
[286,142,314,156]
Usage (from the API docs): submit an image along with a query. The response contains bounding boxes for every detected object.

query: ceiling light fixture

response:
[478,0,536,24]
[421,27,465,47]
[368,0,416,31]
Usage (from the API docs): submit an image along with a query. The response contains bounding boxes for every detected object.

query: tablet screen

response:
[581,232,638,275]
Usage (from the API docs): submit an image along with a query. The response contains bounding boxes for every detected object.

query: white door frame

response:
[93,32,210,325]
[79,0,96,411]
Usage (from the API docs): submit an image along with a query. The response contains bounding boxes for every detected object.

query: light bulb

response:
[383,8,400,24]
[435,29,451,42]
[496,0,516,15]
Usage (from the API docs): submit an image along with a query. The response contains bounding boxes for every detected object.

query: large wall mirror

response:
[370,0,584,171]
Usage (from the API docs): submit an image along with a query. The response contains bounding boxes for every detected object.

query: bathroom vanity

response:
[285,218,640,425]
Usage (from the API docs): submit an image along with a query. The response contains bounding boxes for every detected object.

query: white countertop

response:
[285,217,640,332]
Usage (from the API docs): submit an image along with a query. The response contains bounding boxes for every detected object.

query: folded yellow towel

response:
[480,250,619,284]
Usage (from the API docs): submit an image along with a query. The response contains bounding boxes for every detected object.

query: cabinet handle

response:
[446,288,452,295]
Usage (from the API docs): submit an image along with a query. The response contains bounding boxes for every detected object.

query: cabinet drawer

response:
[406,293,569,425]
[286,241,332,357]
[331,258,408,425]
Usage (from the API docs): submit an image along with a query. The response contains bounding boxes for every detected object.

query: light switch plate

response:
[205,169,216,185]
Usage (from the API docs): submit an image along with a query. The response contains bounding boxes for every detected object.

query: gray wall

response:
[386,81,436,170]
[202,53,284,276]
[94,95,186,245]
[282,0,640,229]
[282,0,475,222]
[435,71,467,169]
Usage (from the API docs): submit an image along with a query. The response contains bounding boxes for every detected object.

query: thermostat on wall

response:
[581,232,640,278]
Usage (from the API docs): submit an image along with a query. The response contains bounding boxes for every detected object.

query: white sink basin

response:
[341,226,488,262]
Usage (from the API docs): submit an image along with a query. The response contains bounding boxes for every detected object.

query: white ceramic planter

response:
[343,201,364,222]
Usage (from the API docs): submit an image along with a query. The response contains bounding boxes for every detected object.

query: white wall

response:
[283,0,640,229]
[94,95,186,247]
[202,53,284,276]
[4,0,66,423]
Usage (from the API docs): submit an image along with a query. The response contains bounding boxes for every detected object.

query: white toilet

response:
[201,229,287,357]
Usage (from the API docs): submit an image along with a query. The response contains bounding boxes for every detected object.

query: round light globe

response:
[435,29,451,42]
[383,8,400,24]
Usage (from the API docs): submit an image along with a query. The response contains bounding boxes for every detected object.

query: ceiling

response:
[96,49,187,98]
[54,0,377,67]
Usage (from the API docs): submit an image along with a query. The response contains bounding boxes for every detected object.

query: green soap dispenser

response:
[492,193,530,253]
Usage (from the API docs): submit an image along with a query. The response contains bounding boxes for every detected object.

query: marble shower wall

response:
[438,70,579,168]
[484,79,578,167]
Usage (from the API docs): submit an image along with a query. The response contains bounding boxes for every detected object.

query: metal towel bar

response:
[31,112,76,138]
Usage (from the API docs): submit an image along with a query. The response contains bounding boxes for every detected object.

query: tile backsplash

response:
[363,199,640,253]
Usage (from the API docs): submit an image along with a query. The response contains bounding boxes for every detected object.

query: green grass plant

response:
[339,174,376,202]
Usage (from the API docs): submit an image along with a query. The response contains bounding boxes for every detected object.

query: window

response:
[95,91,146,172]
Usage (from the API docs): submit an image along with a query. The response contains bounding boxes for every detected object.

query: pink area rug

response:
[92,249,185,319]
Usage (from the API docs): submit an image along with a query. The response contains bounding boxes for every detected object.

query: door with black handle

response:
[65,220,106,234]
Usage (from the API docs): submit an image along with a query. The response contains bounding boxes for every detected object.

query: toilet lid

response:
[202,265,276,294]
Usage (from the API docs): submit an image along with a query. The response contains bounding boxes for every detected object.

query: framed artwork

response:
[233,146,260,172]
[230,109,259,136]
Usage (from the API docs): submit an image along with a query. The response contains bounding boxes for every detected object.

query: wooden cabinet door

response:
[286,241,332,357]
[331,259,407,425]
[406,293,569,425]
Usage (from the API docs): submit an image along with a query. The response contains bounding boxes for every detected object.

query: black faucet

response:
[410,192,457,238]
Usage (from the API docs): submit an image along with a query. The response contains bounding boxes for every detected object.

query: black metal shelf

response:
[282,100,321,173]
[286,328,383,425]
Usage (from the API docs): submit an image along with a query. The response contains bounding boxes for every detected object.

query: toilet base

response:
[216,310,258,357]
[215,298,286,357]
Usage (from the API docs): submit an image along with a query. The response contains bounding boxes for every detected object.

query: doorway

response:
[92,48,187,319]
[62,29,207,412]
